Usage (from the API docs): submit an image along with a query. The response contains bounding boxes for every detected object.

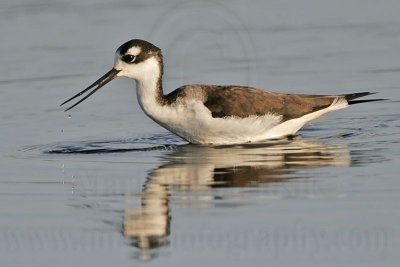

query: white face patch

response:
[115,56,161,81]
[127,46,142,57]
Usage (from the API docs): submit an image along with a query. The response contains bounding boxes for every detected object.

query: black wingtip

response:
[348,98,389,105]
[344,92,377,101]
[343,92,388,105]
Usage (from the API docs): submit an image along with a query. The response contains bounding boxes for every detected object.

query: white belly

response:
[145,98,348,145]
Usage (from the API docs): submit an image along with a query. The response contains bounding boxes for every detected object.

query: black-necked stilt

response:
[61,39,383,145]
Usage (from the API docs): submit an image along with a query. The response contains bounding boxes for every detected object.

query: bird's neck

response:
[135,70,166,117]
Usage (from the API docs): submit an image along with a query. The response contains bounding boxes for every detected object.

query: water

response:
[1,0,400,266]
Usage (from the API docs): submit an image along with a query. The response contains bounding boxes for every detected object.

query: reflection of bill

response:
[147,1,256,86]
[123,138,349,257]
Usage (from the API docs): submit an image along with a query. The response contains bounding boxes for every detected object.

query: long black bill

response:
[60,68,120,112]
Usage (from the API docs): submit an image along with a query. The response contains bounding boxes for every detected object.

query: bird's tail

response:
[343,92,387,105]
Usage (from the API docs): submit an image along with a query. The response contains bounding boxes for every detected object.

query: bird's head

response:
[61,39,163,111]
[114,39,163,80]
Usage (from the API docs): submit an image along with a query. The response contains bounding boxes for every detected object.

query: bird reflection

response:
[123,137,349,258]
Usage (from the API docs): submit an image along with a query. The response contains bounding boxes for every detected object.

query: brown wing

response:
[201,85,340,120]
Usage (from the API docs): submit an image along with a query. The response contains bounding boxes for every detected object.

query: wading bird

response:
[61,39,383,145]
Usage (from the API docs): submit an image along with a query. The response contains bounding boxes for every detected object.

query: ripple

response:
[0,73,85,85]
[24,133,186,155]
[367,68,400,74]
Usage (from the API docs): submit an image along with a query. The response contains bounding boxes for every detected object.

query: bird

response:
[61,39,384,145]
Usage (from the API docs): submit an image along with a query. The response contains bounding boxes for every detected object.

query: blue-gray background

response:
[1,0,399,266]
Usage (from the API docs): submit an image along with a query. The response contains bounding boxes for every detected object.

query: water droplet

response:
[71,175,75,194]
[67,115,71,119]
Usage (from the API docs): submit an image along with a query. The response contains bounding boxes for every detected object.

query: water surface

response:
[1,0,400,266]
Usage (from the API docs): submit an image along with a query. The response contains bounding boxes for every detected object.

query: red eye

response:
[123,54,136,63]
